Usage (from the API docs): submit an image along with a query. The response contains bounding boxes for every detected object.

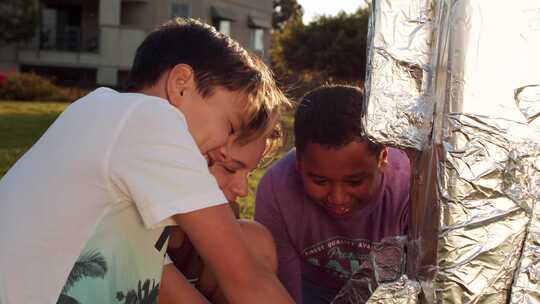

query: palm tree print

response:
[56,250,108,304]
[115,279,160,304]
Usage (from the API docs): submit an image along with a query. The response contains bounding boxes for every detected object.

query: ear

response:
[165,64,196,108]
[377,147,389,171]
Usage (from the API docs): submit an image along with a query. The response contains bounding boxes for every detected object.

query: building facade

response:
[0,0,273,87]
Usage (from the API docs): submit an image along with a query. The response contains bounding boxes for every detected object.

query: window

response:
[251,28,264,53]
[247,16,270,54]
[210,6,235,36]
[40,5,83,51]
[216,19,231,36]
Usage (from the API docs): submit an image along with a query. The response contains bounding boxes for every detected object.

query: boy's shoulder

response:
[77,87,174,112]
[68,87,187,130]
[387,148,411,174]
[384,147,412,196]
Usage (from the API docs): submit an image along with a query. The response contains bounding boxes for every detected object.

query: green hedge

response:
[0,73,86,102]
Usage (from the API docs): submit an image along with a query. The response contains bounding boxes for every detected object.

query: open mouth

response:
[325,204,353,216]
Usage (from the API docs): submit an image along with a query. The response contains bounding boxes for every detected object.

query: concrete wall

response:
[121,1,154,30]
[0,45,19,71]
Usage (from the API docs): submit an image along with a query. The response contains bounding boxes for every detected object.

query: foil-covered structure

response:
[362,0,435,150]
[339,0,540,303]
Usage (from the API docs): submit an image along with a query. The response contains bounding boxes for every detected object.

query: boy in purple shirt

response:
[254,85,411,304]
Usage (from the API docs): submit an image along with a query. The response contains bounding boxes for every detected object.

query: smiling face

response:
[167,135,269,248]
[297,140,388,217]
[207,136,267,204]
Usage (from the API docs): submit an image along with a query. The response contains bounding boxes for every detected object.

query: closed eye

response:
[346,180,364,186]
[218,164,237,174]
[311,177,327,185]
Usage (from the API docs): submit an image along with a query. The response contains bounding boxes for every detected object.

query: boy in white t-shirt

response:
[0,18,293,304]
[161,128,283,304]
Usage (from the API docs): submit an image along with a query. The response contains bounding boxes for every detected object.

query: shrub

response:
[0,72,86,102]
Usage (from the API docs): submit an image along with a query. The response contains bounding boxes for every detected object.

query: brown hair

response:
[127,18,289,145]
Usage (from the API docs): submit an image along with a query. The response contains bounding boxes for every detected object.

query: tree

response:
[0,0,40,46]
[271,8,370,84]
[57,250,108,304]
[116,279,160,304]
[273,0,303,30]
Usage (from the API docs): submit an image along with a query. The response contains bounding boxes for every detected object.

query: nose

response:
[327,185,351,206]
[216,142,231,163]
[231,176,249,200]
[206,145,229,167]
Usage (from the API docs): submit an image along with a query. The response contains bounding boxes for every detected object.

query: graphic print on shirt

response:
[57,205,168,304]
[302,236,373,280]
[57,249,161,304]
[114,279,161,304]
[57,250,108,304]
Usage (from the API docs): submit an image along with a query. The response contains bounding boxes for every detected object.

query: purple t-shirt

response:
[254,148,410,303]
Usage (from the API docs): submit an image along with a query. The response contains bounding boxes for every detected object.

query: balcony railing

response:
[21,25,100,53]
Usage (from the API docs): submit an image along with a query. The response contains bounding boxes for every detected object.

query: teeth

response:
[332,206,351,215]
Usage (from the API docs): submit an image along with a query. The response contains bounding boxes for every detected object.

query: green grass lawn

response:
[0,101,68,177]
[0,101,293,219]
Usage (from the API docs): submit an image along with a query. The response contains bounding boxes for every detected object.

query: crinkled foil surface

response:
[516,85,540,130]
[431,1,540,303]
[365,276,421,304]
[508,143,540,304]
[434,116,531,303]
[355,0,540,303]
[362,0,435,150]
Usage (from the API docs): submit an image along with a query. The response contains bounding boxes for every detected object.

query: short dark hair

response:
[127,18,289,144]
[294,85,383,155]
[127,18,252,96]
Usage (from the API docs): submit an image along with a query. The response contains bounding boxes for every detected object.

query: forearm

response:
[216,263,293,304]
[158,264,209,304]
[173,207,294,304]
[201,270,286,304]
[196,223,294,304]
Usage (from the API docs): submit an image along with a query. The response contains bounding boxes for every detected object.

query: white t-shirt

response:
[0,88,227,303]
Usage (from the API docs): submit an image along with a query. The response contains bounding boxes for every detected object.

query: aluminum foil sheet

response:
[434,115,531,304]
[428,1,540,303]
[331,236,407,304]
[365,275,421,304]
[442,1,538,123]
[515,85,540,130]
[509,142,540,304]
[507,4,540,300]
[356,1,539,303]
[362,0,435,150]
